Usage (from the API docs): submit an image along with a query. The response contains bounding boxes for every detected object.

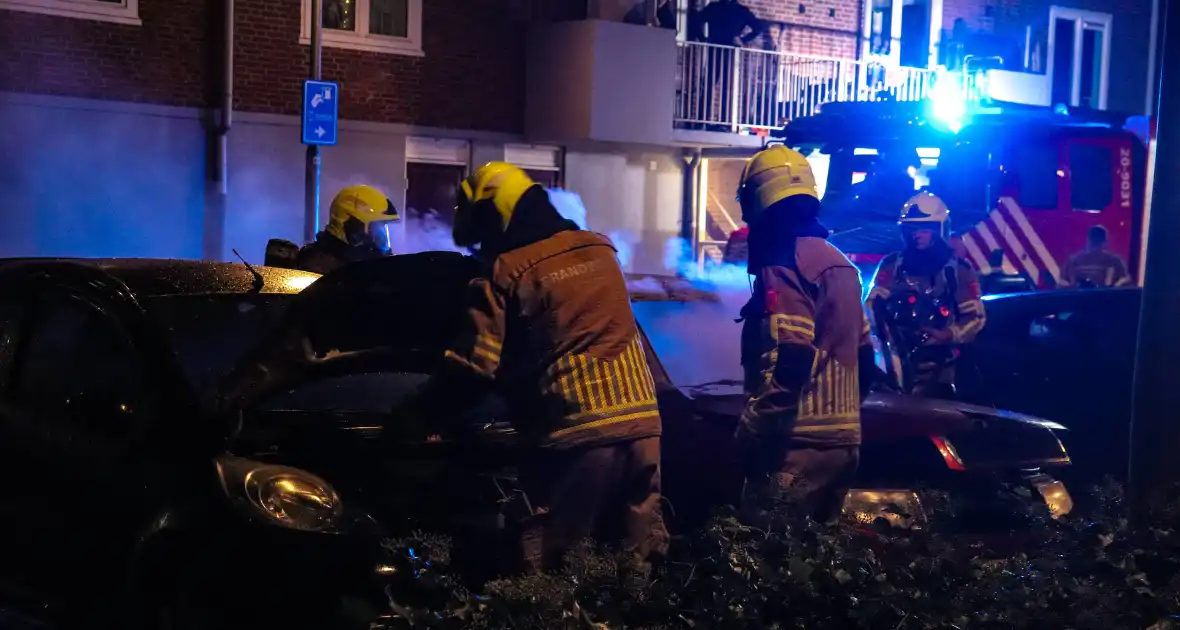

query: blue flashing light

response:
[929,78,967,133]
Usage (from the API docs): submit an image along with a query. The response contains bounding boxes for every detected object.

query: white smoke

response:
[398,211,467,254]
[548,188,588,229]
[662,237,751,291]
[399,188,591,255]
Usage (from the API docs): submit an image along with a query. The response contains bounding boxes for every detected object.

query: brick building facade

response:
[0,0,589,131]
[0,0,1157,266]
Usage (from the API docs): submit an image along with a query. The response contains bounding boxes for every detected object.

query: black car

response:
[957,287,1140,481]
[0,256,1076,628]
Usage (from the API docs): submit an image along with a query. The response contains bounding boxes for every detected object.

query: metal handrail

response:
[675,41,938,132]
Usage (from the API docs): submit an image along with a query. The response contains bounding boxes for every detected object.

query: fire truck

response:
[697,98,1152,288]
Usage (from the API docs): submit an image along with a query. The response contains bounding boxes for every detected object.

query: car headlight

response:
[216,456,344,532]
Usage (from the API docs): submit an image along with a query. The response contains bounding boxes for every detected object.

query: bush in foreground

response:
[377,482,1180,629]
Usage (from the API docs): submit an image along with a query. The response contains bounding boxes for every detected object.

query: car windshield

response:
[144,293,300,397]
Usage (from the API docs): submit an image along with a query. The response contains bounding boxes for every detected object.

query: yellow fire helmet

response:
[460,162,538,228]
[325,184,400,251]
[735,144,819,225]
[454,162,538,247]
[899,191,950,238]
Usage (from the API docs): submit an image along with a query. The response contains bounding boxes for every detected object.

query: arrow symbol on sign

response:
[316,126,326,137]
[311,93,323,108]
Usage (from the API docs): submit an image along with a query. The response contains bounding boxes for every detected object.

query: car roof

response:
[0,257,724,302]
[982,286,1140,304]
[0,258,320,297]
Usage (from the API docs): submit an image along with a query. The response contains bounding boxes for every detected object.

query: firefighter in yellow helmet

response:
[864,191,985,399]
[734,145,876,525]
[291,185,400,274]
[390,162,668,574]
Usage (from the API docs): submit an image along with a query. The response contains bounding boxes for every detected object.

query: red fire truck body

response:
[746,100,1151,288]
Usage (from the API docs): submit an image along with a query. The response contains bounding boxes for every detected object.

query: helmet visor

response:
[900,221,941,247]
[368,220,393,254]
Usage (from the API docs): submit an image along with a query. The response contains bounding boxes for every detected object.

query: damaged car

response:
[0,254,1074,628]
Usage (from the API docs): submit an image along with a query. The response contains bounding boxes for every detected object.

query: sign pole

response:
[303,0,324,243]
[1129,0,1179,526]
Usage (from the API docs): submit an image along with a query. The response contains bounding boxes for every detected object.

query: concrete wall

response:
[564,147,684,275]
[0,94,206,259]
[222,116,409,264]
[526,20,677,146]
[0,92,687,273]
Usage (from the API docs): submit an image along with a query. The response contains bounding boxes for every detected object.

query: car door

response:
[0,287,154,581]
[1022,290,1137,477]
[965,294,1073,415]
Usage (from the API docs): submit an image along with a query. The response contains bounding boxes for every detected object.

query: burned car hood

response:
[681,381,1067,440]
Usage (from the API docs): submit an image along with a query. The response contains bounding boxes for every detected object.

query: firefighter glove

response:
[921,327,954,345]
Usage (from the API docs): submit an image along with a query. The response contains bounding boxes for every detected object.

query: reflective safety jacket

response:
[865,252,986,345]
[443,230,661,449]
[740,237,870,448]
[1061,249,1132,288]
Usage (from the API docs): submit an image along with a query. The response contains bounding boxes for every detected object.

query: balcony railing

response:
[675,41,938,133]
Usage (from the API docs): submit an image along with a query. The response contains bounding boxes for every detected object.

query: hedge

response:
[375,481,1180,629]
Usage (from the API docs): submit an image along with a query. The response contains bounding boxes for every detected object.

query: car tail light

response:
[843,490,927,530]
[930,436,966,470]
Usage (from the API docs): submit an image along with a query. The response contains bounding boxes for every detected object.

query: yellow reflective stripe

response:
[770,314,815,343]
[579,354,598,408]
[550,408,661,439]
[549,337,658,426]
[565,400,659,421]
[477,334,502,351]
[952,317,986,343]
[444,349,495,377]
[794,421,861,432]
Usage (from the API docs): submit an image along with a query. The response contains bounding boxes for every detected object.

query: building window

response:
[301,0,423,57]
[1011,145,1060,210]
[507,145,563,188]
[0,0,140,25]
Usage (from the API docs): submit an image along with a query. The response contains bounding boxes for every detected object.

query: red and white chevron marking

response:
[958,197,1062,285]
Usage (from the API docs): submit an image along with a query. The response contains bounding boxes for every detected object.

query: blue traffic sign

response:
[301,79,339,146]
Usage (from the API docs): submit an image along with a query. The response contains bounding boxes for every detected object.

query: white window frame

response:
[1047,6,1112,110]
[0,0,140,25]
[406,137,470,166]
[505,145,562,171]
[300,0,423,57]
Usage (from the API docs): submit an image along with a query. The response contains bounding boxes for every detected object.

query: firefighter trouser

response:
[911,348,957,400]
[740,446,860,526]
[515,437,669,574]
